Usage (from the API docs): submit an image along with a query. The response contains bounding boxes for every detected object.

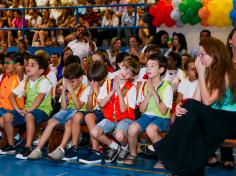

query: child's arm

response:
[176,92,183,105]
[86,81,99,111]
[9,92,22,113]
[139,82,152,113]
[25,93,46,112]
[114,78,127,113]
[98,89,115,108]
[148,80,171,115]
[60,78,67,110]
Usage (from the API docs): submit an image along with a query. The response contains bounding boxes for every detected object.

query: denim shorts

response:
[11,109,49,126]
[0,108,9,117]
[136,114,170,132]
[97,118,133,135]
[52,109,77,124]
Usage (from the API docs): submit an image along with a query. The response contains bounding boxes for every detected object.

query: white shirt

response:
[178,79,198,99]
[30,16,43,27]
[67,40,97,63]
[163,68,185,91]
[98,80,137,109]
[13,78,52,97]
[36,0,49,7]
[46,70,57,88]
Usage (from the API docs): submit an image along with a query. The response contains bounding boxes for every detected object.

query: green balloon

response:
[181,15,188,24]
[179,3,187,12]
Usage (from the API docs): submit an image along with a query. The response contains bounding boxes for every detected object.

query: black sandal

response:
[124,155,137,165]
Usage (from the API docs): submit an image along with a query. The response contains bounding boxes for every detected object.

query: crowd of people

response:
[0,0,155,47]
[0,1,236,176]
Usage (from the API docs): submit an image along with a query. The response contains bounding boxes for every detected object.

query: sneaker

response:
[27,148,42,160]
[0,144,16,155]
[62,146,78,161]
[16,146,32,160]
[48,147,65,160]
[105,146,120,163]
[33,138,40,146]
[14,134,24,147]
[116,148,128,164]
[79,149,102,164]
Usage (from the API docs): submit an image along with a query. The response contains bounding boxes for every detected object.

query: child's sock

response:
[121,144,128,151]
[14,133,21,140]
[109,141,119,150]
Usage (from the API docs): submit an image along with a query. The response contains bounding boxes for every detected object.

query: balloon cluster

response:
[178,0,202,25]
[170,0,184,27]
[208,0,232,27]
[198,0,210,26]
[148,0,175,27]
[148,0,234,27]
[230,0,236,27]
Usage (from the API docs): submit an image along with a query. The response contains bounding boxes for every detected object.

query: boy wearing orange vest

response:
[91,57,140,163]
[1,55,52,160]
[28,63,86,160]
[124,53,173,166]
[0,54,24,128]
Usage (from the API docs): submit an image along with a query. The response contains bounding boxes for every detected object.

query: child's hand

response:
[65,79,73,93]
[16,108,25,117]
[114,76,121,94]
[147,79,155,95]
[92,81,99,95]
[175,104,188,117]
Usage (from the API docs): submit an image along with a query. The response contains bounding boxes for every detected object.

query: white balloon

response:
[176,20,184,27]
[172,0,181,8]
[171,9,181,21]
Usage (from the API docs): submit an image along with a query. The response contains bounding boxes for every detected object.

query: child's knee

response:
[72,112,84,123]
[85,113,96,124]
[146,124,158,137]
[115,131,126,142]
[128,123,140,136]
[3,113,13,123]
[91,126,102,139]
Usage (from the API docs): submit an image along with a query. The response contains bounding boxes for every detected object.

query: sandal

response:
[123,155,137,165]
[154,161,165,169]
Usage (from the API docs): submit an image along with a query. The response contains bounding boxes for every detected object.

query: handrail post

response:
[133,4,137,35]
[22,8,25,40]
[76,6,79,26]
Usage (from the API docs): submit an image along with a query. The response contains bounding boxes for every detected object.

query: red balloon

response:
[152,17,161,27]
[149,5,158,16]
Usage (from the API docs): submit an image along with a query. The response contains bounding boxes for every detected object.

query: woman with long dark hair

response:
[153,37,236,176]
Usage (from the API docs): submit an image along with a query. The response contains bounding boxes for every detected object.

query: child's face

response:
[68,78,82,90]
[118,66,133,80]
[167,55,177,70]
[4,58,16,74]
[26,59,43,78]
[92,54,103,63]
[146,60,163,79]
[187,62,197,80]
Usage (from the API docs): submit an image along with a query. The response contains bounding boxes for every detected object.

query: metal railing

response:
[0,3,149,38]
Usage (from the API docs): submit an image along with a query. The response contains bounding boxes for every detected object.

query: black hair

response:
[51,52,60,58]
[29,55,49,73]
[147,53,167,76]
[7,53,24,66]
[151,30,169,48]
[115,52,130,69]
[63,63,84,79]
[200,30,211,37]
[64,55,81,67]
[168,51,182,68]
[0,54,5,65]
[87,61,108,82]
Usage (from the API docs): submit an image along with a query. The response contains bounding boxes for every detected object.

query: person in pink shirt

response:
[8,11,28,46]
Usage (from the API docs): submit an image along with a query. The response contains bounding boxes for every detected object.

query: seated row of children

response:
[0,49,198,166]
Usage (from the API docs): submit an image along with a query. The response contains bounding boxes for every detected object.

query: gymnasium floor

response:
[0,150,235,176]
